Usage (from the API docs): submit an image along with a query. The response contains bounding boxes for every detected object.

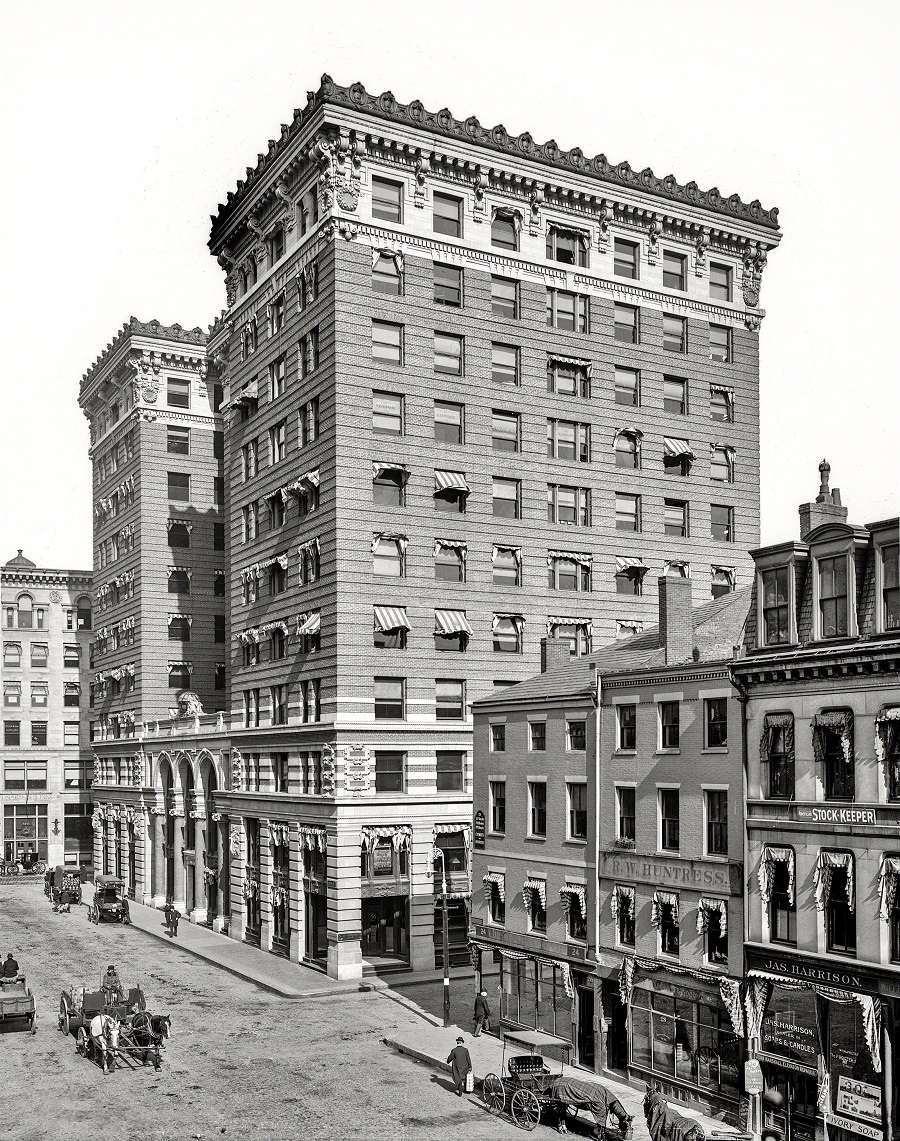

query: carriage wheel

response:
[76,1026,88,1056]
[59,995,71,1034]
[511,1089,541,1131]
[482,1073,505,1115]
[34,861,47,875]
[29,1012,36,1035]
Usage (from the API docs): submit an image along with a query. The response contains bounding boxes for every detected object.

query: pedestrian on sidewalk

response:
[170,902,181,937]
[472,988,491,1036]
[446,1036,472,1097]
[162,897,173,936]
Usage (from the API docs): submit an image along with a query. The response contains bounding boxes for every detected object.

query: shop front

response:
[3,803,48,865]
[299,825,328,966]
[359,825,410,969]
[432,824,472,968]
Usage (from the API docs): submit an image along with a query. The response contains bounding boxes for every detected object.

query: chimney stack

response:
[799,459,848,540]
[540,636,571,674]
[658,575,694,665]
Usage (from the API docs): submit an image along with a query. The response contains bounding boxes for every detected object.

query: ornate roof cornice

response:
[80,317,206,395]
[209,74,780,243]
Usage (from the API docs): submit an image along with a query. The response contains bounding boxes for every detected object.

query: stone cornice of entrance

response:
[210,75,780,246]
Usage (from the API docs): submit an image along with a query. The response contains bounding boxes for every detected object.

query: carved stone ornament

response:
[741,242,768,307]
[246,213,265,243]
[229,829,241,857]
[472,167,487,221]
[744,313,762,332]
[321,743,336,796]
[694,228,710,275]
[528,184,544,236]
[597,200,612,249]
[231,749,244,792]
[310,134,338,213]
[647,214,663,263]
[323,220,359,242]
[274,180,294,230]
[413,151,430,208]
[225,272,238,308]
[216,246,233,273]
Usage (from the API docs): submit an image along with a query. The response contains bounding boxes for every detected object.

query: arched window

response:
[15,594,34,629]
[76,596,92,630]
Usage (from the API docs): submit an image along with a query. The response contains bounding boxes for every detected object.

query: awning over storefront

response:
[296,611,321,637]
[663,437,695,460]
[361,825,411,852]
[760,711,794,762]
[434,470,469,494]
[696,897,728,935]
[434,609,473,636]
[812,709,854,763]
[650,891,678,928]
[522,878,547,910]
[878,856,900,921]
[814,850,855,911]
[373,606,409,633]
[482,872,505,903]
[297,825,327,853]
[559,884,587,920]
[758,846,795,906]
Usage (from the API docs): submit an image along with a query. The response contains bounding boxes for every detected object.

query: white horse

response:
[84,1013,120,1074]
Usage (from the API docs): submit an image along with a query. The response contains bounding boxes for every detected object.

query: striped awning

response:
[548,550,593,568]
[373,606,410,633]
[650,890,679,928]
[610,885,635,923]
[483,872,505,903]
[547,616,592,635]
[878,857,900,921]
[559,884,587,920]
[664,437,695,459]
[434,538,468,556]
[616,556,646,574]
[372,462,407,481]
[434,609,473,636]
[297,611,321,637]
[434,470,470,494]
[814,850,854,912]
[664,560,690,578]
[234,379,259,404]
[758,846,795,906]
[522,878,547,910]
[697,897,728,936]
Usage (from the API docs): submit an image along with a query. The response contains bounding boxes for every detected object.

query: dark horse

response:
[127,1012,171,1069]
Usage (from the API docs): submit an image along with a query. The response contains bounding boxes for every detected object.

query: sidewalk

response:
[125,897,386,999]
[383,1017,743,1141]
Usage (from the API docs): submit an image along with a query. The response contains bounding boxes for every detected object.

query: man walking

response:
[473,988,491,1036]
[446,1036,472,1097]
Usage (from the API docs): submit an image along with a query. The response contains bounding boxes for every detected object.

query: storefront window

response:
[3,804,48,863]
[759,984,818,1071]
[828,998,881,1140]
[500,957,572,1040]
[630,987,739,1100]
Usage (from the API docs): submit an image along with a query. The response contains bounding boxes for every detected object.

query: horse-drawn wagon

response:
[86,875,130,923]
[45,865,83,908]
[0,975,36,1034]
[59,979,168,1072]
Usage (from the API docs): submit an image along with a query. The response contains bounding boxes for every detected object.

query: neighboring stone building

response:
[83,73,781,981]
[471,580,749,1126]
[734,466,899,1141]
[1,551,93,871]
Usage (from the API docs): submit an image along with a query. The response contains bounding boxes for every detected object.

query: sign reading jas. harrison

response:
[600,852,741,894]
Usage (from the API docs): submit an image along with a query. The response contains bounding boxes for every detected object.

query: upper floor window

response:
[492,615,523,654]
[372,177,403,223]
[373,391,402,436]
[269,293,285,335]
[433,192,462,238]
[818,555,849,638]
[766,854,796,945]
[705,698,728,748]
[167,377,190,409]
[548,419,590,463]
[549,555,592,592]
[491,275,518,319]
[492,210,519,251]
[711,446,735,483]
[664,499,688,538]
[435,401,464,445]
[705,790,728,856]
[493,478,520,519]
[709,324,731,363]
[372,251,402,295]
[818,853,856,956]
[372,535,404,578]
[710,386,734,423]
[372,321,403,366]
[492,410,519,453]
[614,303,639,344]
[711,504,734,543]
[548,484,590,526]
[663,314,687,353]
[374,677,405,720]
[663,376,687,415]
[762,566,790,645]
[659,788,680,851]
[546,289,589,333]
[434,263,462,307]
[615,431,641,470]
[618,705,636,750]
[615,493,641,533]
[814,710,854,801]
[882,544,899,631]
[547,359,590,399]
[492,546,520,586]
[662,251,686,291]
[434,541,465,583]
[492,343,519,385]
[615,367,640,407]
[435,332,463,376]
[709,262,732,301]
[567,783,588,840]
[267,225,285,265]
[762,713,795,799]
[547,226,588,267]
[614,238,639,279]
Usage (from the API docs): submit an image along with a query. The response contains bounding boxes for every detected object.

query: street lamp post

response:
[432,846,451,1027]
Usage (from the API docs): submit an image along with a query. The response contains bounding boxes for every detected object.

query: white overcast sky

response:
[1,0,896,570]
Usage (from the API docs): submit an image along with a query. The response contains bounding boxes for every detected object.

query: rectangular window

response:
[663,251,686,290]
[490,723,506,752]
[31,722,48,746]
[167,472,190,502]
[660,902,680,956]
[529,781,547,837]
[528,885,547,933]
[436,749,465,791]
[491,342,518,385]
[568,783,588,840]
[269,294,285,335]
[270,685,287,726]
[372,537,403,577]
[548,484,591,526]
[770,861,796,944]
[546,289,589,332]
[710,447,734,483]
[884,544,900,630]
[492,616,522,653]
[823,722,854,800]
[710,387,734,423]
[663,376,687,415]
[567,720,586,751]
[167,376,190,409]
[547,360,590,399]
[819,555,849,638]
[434,544,464,583]
[660,702,680,750]
[615,494,641,532]
[705,698,728,748]
[618,890,635,946]
[762,567,790,645]
[826,865,856,955]
[167,426,190,454]
[372,177,403,223]
[767,721,795,799]
[374,751,405,794]
[615,367,640,407]
[434,400,464,445]
[492,547,519,586]
[709,324,731,363]
[664,499,688,538]
[269,421,286,464]
[492,410,519,453]
[372,466,405,506]
[547,419,590,463]
[373,390,403,435]
[434,263,462,307]
[550,557,591,592]
[63,645,80,668]
[614,238,639,279]
[492,477,520,519]
[433,192,462,237]
[30,643,48,668]
[4,721,20,746]
[617,787,635,842]
[618,705,636,750]
[710,262,732,301]
[374,677,404,720]
[614,303,639,344]
[547,227,587,267]
[489,780,506,832]
[705,790,728,856]
[169,616,191,641]
[663,314,687,353]
[491,275,518,318]
[372,321,403,365]
[491,211,519,250]
[711,504,734,543]
[660,788,680,851]
[435,679,465,721]
[434,332,463,375]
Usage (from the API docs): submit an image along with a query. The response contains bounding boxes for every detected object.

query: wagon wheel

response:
[59,995,72,1034]
[511,1088,541,1131]
[76,1026,88,1056]
[34,861,47,875]
[482,1073,506,1115]
[29,1011,36,1035]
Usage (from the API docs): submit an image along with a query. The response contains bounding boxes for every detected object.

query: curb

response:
[383,1036,484,1091]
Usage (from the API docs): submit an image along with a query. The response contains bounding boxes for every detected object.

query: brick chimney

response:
[540,636,571,674]
[658,575,694,665]
[799,459,848,540]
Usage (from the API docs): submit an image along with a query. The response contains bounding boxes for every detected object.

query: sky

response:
[1,0,896,570]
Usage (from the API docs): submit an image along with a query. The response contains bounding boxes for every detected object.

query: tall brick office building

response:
[84,74,780,980]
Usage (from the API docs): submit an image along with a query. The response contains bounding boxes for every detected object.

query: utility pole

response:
[432,846,451,1027]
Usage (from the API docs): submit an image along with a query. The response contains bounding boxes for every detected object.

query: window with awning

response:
[812,709,855,799]
[697,897,728,935]
[492,545,521,586]
[297,611,321,637]
[493,614,524,653]
[758,846,795,905]
[373,606,410,633]
[664,560,690,578]
[483,871,505,903]
[650,890,679,927]
[610,884,635,923]
[434,610,473,636]
[814,850,854,912]
[559,884,587,919]
[878,856,900,922]
[547,550,592,592]
[875,708,900,800]
[663,436,695,474]
[372,534,406,577]
[434,470,470,511]
[522,878,547,910]
[546,617,592,657]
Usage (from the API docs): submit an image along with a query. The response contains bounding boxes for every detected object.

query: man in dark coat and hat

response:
[446,1036,472,1097]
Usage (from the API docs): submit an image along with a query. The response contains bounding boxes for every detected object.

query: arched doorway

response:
[157,756,176,900]
[199,754,220,927]
[178,756,196,916]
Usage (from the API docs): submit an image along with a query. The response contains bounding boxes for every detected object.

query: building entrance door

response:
[576,986,595,1069]
[361,897,408,962]
[603,982,628,1072]
[761,1067,817,1141]
[304,890,327,961]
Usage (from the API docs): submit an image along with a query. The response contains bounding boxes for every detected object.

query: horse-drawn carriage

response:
[0,975,36,1034]
[2,849,47,877]
[44,865,83,908]
[483,1044,633,1135]
[59,979,168,1073]
[86,875,130,923]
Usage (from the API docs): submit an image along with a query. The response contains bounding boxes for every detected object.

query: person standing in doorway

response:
[473,988,491,1036]
[446,1036,472,1097]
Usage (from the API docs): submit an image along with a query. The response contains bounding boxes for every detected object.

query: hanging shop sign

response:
[795,805,877,826]
[758,984,818,1070]
[744,1059,764,1095]
[824,1112,882,1141]
[473,811,486,850]
[835,1077,882,1127]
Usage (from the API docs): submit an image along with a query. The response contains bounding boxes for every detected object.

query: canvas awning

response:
[697,897,728,935]
[522,878,547,910]
[758,846,795,905]
[650,890,679,928]
[878,856,900,921]
[812,709,854,763]
[610,885,635,923]
[297,611,321,637]
[547,550,592,568]
[760,712,794,763]
[434,609,473,636]
[372,461,407,481]
[434,470,470,494]
[616,556,646,575]
[482,872,505,903]
[663,437,695,460]
[814,850,854,912]
[492,613,524,631]
[373,606,410,633]
[559,884,587,920]
[434,538,467,556]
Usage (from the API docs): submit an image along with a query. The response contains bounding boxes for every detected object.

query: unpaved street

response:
[0,883,523,1141]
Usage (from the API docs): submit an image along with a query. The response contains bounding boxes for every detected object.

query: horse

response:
[550,1076,634,1138]
[128,1012,171,1068]
[85,1013,120,1074]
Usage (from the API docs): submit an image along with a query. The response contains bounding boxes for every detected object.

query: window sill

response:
[614,750,637,757]
[564,839,588,847]
[655,749,681,757]
[657,849,682,858]
[525,835,547,843]
[488,832,506,840]
[701,748,729,755]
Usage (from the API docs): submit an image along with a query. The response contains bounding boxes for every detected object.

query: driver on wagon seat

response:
[103,964,124,1004]
[1,952,19,980]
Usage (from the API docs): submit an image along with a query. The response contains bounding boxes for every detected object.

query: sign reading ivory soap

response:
[473,811,486,850]
[759,984,818,1069]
